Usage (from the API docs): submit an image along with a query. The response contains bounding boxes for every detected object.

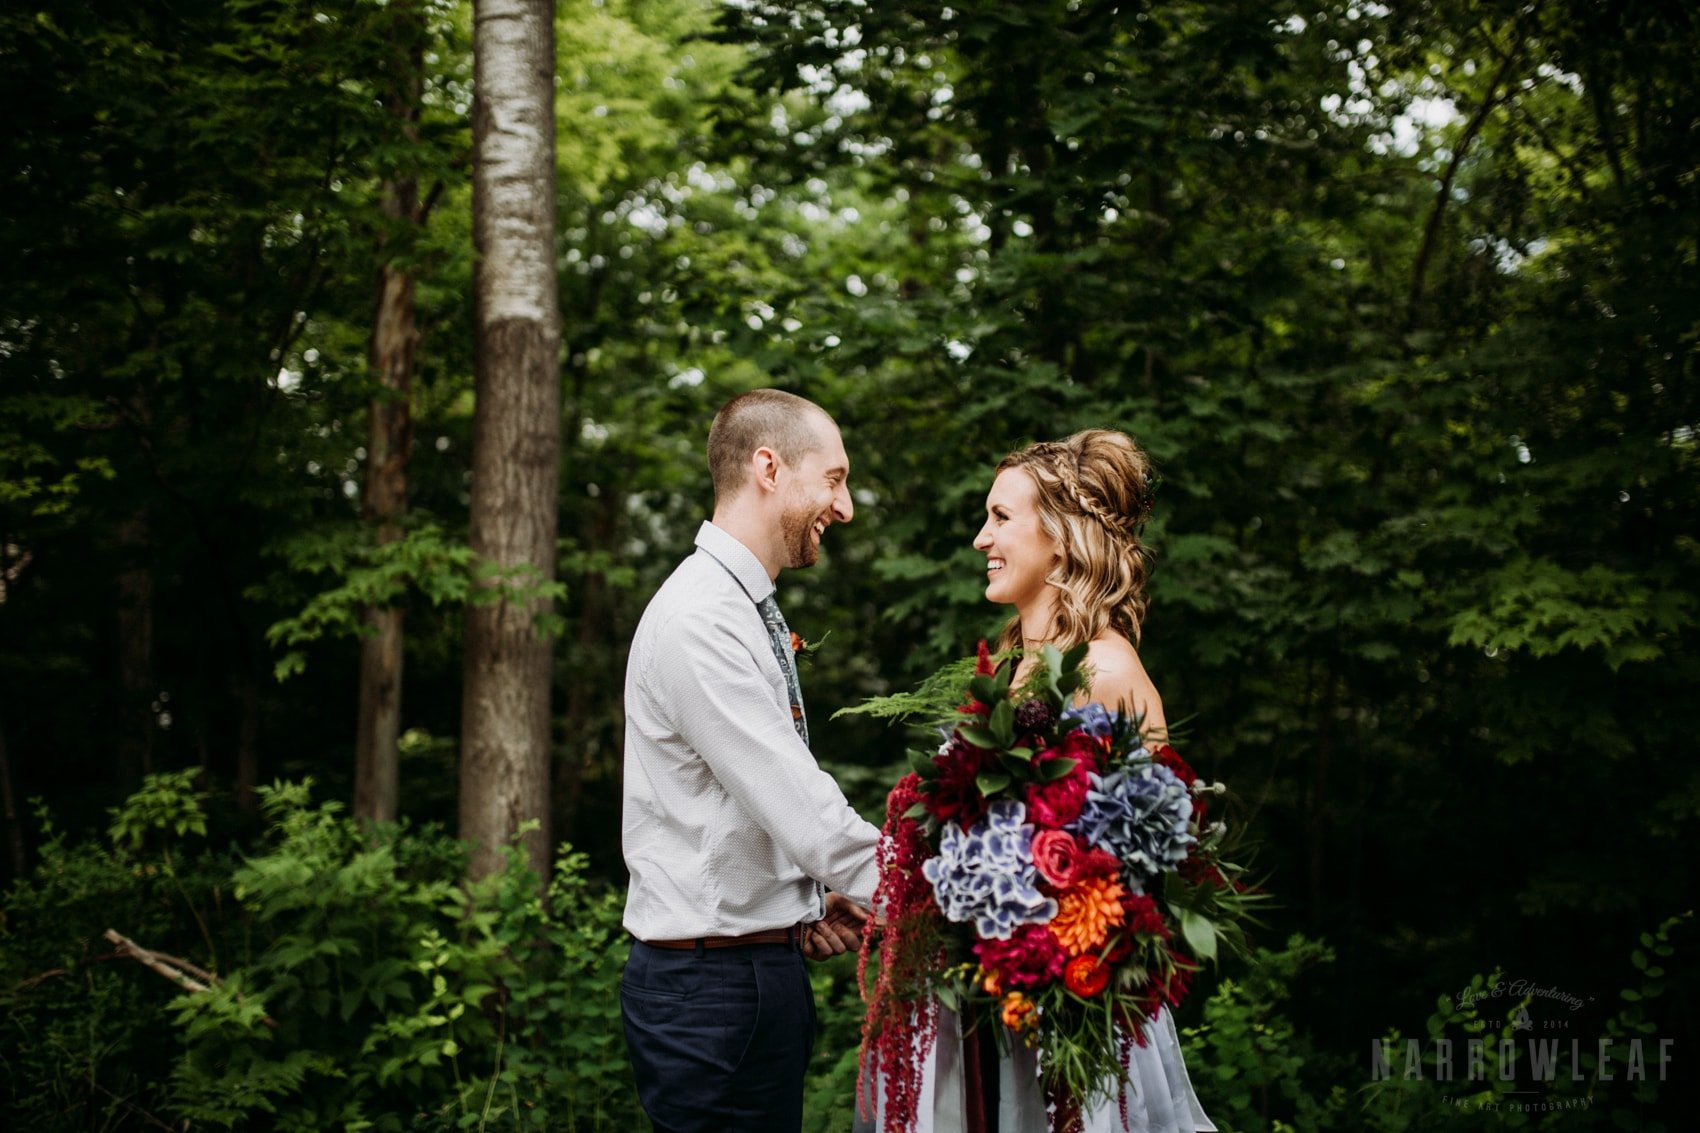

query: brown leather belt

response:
[642,925,802,951]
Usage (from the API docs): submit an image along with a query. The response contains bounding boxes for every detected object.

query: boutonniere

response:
[791,629,829,665]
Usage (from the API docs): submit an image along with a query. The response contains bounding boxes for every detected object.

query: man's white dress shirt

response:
[621,521,879,940]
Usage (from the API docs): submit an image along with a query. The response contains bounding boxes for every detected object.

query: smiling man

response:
[619,389,879,1133]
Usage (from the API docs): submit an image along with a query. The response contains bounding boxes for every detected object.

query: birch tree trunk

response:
[354,3,426,826]
[460,0,561,880]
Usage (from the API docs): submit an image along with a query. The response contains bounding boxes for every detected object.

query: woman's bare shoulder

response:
[1082,635,1165,733]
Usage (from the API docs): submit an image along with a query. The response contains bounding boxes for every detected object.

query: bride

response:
[858,429,1215,1133]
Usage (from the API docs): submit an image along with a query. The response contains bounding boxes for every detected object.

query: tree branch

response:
[1405,34,1525,335]
[103,929,277,1029]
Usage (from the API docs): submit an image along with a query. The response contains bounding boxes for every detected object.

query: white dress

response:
[859,1005,1216,1133]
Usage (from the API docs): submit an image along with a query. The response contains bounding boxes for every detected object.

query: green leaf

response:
[909,749,938,777]
[1179,908,1219,962]
[998,751,1033,775]
[989,699,1016,746]
[976,772,1012,796]
[957,724,998,750]
[1039,757,1080,782]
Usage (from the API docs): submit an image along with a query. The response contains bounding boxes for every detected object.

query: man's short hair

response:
[707,389,829,501]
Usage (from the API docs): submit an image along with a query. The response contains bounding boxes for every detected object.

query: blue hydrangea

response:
[1069,763,1195,887]
[922,800,1058,940]
[1061,702,1116,739]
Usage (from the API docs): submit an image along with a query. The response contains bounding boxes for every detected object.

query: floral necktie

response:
[756,594,808,744]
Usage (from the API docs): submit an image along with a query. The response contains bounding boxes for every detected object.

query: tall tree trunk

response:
[460,0,561,881]
[0,710,26,879]
[115,509,155,792]
[355,3,426,826]
[235,671,260,815]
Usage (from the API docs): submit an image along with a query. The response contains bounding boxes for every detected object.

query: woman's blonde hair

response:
[993,429,1157,653]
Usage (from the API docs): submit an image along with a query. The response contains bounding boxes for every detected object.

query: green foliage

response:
[263,522,569,680]
[107,768,209,850]
[1186,935,1352,1132]
[2,0,1698,1124]
[835,653,985,725]
[1,791,235,1130]
[166,784,644,1131]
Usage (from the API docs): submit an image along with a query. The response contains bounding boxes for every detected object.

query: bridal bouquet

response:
[852,643,1262,1133]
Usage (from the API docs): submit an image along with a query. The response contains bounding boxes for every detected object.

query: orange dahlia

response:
[1000,991,1037,1030]
[1049,874,1126,955]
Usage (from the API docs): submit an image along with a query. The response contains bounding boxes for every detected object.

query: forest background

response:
[1,0,1696,1129]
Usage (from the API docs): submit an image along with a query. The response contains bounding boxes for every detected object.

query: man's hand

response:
[802,892,870,961]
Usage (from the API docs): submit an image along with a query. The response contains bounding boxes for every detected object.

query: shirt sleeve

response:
[645,608,880,904]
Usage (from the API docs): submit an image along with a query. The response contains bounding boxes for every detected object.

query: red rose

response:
[1063,954,1111,998]
[1031,829,1087,889]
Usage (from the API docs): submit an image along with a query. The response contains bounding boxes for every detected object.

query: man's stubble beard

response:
[780,499,820,570]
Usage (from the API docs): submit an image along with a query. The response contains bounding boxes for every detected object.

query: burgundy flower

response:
[1121,890,1168,938]
[1076,846,1122,880]
[1150,743,1196,786]
[973,924,1067,991]
[1151,743,1206,825]
[1025,731,1100,828]
[1179,854,1230,889]
[923,738,989,826]
[1014,698,1055,734]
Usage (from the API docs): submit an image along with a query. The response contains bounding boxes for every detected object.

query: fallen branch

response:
[104,928,276,1028]
[104,929,213,993]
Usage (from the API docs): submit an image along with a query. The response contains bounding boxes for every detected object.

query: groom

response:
[620,389,880,1132]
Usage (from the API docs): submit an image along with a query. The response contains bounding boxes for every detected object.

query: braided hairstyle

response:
[993,429,1158,653]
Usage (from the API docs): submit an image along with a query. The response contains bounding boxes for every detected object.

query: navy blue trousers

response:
[621,940,816,1133]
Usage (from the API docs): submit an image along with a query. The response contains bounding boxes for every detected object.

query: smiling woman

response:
[974,467,1059,618]
[859,430,1208,1133]
[969,431,1164,734]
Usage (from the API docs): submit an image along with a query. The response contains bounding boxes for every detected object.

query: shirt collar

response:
[694,520,775,605]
